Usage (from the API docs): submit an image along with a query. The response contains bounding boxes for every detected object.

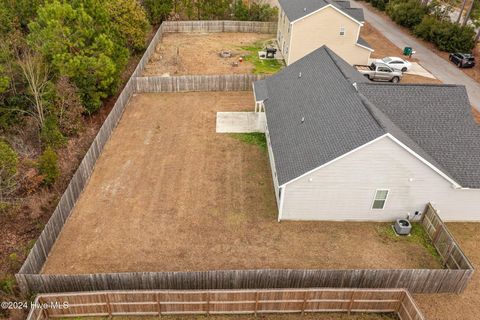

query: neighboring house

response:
[253,46,480,222]
[276,0,373,65]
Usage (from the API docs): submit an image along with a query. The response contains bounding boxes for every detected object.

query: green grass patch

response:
[377,222,443,265]
[230,133,267,151]
[240,41,284,75]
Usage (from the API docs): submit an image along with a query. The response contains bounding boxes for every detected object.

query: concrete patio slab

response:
[216,112,266,133]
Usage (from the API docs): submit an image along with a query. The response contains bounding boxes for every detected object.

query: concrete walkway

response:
[353,1,480,110]
[216,112,266,133]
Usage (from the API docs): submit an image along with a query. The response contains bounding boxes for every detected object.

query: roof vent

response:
[352,82,358,91]
[298,72,302,78]
[301,117,305,124]
[303,7,307,12]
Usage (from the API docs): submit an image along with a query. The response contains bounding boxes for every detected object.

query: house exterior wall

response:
[285,6,371,65]
[276,8,291,62]
[265,121,280,207]
[281,136,480,222]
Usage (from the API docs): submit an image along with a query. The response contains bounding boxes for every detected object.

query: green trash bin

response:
[403,47,413,56]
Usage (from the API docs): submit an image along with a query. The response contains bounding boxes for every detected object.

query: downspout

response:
[278,185,285,222]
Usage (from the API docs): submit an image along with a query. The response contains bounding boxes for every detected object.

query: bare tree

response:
[0,166,18,205]
[462,0,475,26]
[17,50,50,128]
[457,0,468,23]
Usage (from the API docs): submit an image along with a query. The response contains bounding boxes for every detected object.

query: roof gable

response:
[261,47,385,185]
[257,46,479,188]
[278,0,364,23]
[358,83,480,188]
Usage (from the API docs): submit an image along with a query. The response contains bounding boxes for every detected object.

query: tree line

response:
[365,0,479,52]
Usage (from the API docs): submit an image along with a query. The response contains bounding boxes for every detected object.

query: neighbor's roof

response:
[278,0,364,22]
[253,80,269,101]
[256,46,480,188]
[356,36,373,50]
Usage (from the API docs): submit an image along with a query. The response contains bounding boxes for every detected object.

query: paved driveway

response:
[353,1,480,110]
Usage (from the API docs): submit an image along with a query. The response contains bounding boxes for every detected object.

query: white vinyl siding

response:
[265,122,280,207]
[280,136,480,221]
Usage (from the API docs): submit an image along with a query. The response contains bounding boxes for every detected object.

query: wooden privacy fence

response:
[25,288,425,320]
[421,204,474,270]
[160,20,277,33]
[136,74,266,92]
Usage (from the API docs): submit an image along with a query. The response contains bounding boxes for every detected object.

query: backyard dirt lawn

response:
[415,223,480,320]
[143,33,276,76]
[41,91,441,274]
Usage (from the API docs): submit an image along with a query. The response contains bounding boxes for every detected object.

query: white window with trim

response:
[372,189,389,209]
[339,26,346,36]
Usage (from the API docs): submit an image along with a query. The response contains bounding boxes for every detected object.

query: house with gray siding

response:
[254,46,480,222]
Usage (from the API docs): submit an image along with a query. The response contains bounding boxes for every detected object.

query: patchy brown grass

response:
[143,33,275,76]
[42,92,441,274]
[415,223,480,320]
[361,22,418,62]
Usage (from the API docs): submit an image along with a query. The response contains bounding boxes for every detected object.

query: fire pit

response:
[219,50,232,58]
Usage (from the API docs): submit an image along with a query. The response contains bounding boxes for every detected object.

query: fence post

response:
[347,290,355,315]
[156,292,162,317]
[254,291,259,316]
[301,290,307,315]
[105,293,112,318]
[206,291,210,316]
[39,298,49,320]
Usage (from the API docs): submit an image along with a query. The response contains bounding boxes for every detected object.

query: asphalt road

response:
[353,1,480,110]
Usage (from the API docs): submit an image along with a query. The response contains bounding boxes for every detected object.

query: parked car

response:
[375,57,412,72]
[449,53,475,68]
[354,62,403,83]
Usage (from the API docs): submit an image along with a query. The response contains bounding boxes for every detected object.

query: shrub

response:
[143,0,173,24]
[371,0,389,11]
[0,141,18,203]
[249,3,278,22]
[0,141,18,178]
[55,76,85,136]
[414,16,475,52]
[386,0,427,28]
[40,116,66,149]
[37,146,59,186]
[0,274,15,295]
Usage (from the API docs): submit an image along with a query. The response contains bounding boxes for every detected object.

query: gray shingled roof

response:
[357,36,373,50]
[258,47,385,185]
[278,0,364,22]
[253,80,269,101]
[256,46,479,188]
[358,83,480,188]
